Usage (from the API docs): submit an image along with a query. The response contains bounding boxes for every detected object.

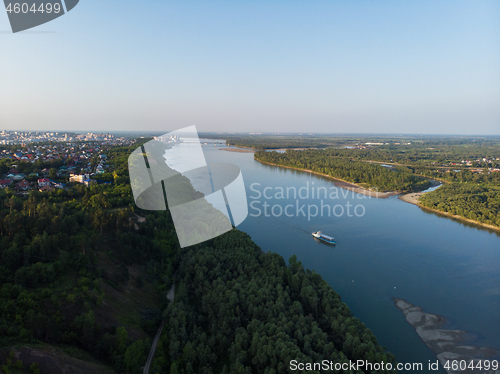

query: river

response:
[193,142,500,370]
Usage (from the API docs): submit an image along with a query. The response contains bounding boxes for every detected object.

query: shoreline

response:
[398,191,425,205]
[254,158,400,198]
[220,147,255,153]
[224,145,255,150]
[399,192,500,233]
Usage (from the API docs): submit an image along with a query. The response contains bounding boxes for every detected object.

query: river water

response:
[197,143,500,369]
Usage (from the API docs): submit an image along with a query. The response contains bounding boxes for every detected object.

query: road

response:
[142,320,165,374]
[143,280,175,374]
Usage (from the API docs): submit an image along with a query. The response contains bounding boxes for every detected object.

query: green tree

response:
[124,339,148,373]
[49,168,57,179]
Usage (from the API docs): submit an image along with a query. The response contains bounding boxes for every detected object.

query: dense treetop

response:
[255,149,430,192]
[420,184,500,228]
[153,231,396,374]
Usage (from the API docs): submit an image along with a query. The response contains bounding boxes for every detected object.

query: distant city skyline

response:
[4,130,500,137]
[1,0,499,135]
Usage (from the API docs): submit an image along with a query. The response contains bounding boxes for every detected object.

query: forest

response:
[205,135,350,150]
[312,146,500,185]
[254,150,431,192]
[1,141,396,373]
[419,184,500,228]
[0,142,179,373]
[152,231,396,374]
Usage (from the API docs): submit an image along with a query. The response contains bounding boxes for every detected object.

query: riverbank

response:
[254,158,400,198]
[399,190,500,233]
[420,205,500,233]
[224,144,256,151]
[398,180,441,205]
[394,298,498,374]
[220,147,255,153]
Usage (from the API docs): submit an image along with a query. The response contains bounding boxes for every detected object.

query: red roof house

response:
[15,180,29,190]
[38,178,50,187]
[0,180,13,188]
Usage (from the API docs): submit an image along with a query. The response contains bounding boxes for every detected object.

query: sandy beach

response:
[399,191,425,205]
[331,180,399,198]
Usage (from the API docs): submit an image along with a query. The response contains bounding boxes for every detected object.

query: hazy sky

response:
[1,0,499,134]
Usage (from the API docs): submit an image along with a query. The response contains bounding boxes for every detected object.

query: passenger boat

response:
[312,231,336,244]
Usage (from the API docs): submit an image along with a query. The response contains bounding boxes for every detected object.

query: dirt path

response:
[142,321,165,374]
[143,278,175,374]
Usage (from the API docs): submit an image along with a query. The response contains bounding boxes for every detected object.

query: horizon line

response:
[2,130,500,138]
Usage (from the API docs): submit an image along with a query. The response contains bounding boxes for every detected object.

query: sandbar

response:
[394,298,498,374]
